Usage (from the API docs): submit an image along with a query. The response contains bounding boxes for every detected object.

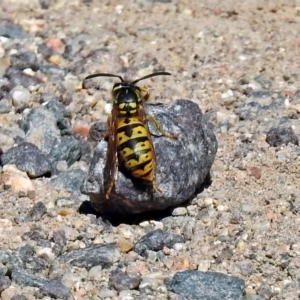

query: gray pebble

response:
[0,22,27,39]
[0,276,11,292]
[266,124,299,147]
[10,51,39,71]
[5,68,42,88]
[1,142,52,178]
[35,279,73,299]
[11,269,49,287]
[111,269,141,291]
[52,230,66,256]
[133,229,185,256]
[0,98,12,114]
[167,270,245,300]
[50,169,86,194]
[48,136,81,166]
[58,243,120,268]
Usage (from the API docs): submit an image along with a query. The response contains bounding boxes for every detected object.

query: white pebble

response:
[172,207,187,216]
[36,247,55,261]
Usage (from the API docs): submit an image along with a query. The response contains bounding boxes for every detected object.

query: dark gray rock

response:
[19,106,61,155]
[11,295,28,300]
[82,99,218,215]
[256,284,273,299]
[111,269,141,291]
[0,276,11,292]
[24,257,49,274]
[266,124,299,147]
[11,269,49,287]
[39,0,50,9]
[22,227,49,241]
[133,229,184,256]
[0,99,12,113]
[27,201,47,221]
[48,136,81,166]
[39,65,66,80]
[45,100,71,131]
[50,169,87,194]
[58,243,120,268]
[0,248,23,273]
[5,68,42,88]
[52,230,66,255]
[35,279,73,299]
[167,270,245,300]
[0,142,52,178]
[10,51,39,71]
[0,22,27,39]
[243,295,266,300]
[15,202,48,224]
[18,244,35,262]
[236,102,263,121]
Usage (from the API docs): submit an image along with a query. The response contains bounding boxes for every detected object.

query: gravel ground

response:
[1,0,300,299]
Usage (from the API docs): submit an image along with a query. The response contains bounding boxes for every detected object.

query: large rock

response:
[81,99,218,215]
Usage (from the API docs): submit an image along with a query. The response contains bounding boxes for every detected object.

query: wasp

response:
[85,71,177,199]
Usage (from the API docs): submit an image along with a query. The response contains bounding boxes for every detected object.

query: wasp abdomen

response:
[116,117,154,182]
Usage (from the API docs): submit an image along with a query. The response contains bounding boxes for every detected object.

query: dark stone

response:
[48,136,81,166]
[254,76,273,89]
[0,248,23,272]
[0,275,11,292]
[11,269,49,287]
[111,269,141,291]
[22,227,49,241]
[19,244,35,262]
[82,99,218,215]
[10,51,39,71]
[35,279,72,299]
[256,284,273,299]
[0,22,26,39]
[0,142,52,178]
[236,102,263,121]
[19,106,61,155]
[45,100,71,131]
[50,169,87,194]
[39,64,66,80]
[266,124,299,147]
[167,270,245,300]
[39,0,50,9]
[52,230,66,255]
[11,295,28,300]
[40,93,59,104]
[243,296,265,300]
[89,121,108,142]
[27,201,47,221]
[133,229,184,256]
[5,68,42,88]
[24,257,49,273]
[37,44,54,59]
[58,243,120,268]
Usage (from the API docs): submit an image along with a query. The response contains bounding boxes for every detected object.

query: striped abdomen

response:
[116,117,154,182]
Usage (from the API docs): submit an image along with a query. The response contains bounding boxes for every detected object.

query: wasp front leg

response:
[138,86,151,101]
[146,115,178,139]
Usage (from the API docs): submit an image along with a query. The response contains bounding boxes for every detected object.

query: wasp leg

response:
[138,86,150,100]
[106,159,117,199]
[146,115,178,139]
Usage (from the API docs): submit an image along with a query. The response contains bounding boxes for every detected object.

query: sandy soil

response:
[1,0,300,299]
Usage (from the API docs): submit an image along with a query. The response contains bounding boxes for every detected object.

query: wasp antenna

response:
[132,72,171,84]
[85,73,124,82]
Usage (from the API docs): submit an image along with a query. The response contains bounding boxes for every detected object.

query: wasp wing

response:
[105,106,119,198]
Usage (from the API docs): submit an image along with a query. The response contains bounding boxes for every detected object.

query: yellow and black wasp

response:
[85,71,177,199]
